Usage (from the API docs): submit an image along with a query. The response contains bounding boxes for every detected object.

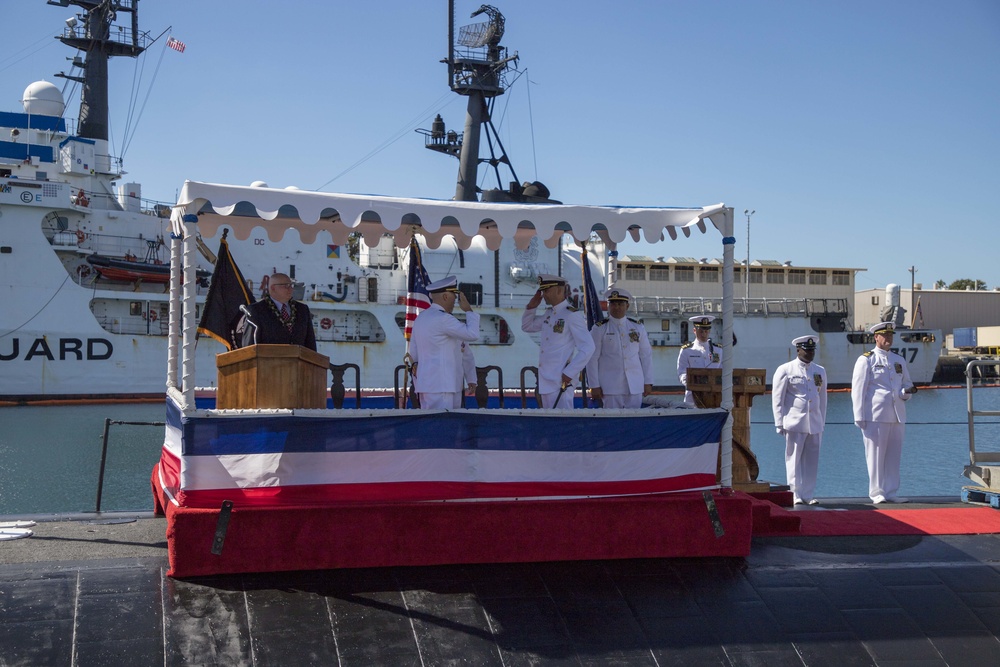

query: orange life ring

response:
[76,264,91,278]
[75,230,85,244]
[320,317,333,330]
[74,190,90,207]
[149,311,158,322]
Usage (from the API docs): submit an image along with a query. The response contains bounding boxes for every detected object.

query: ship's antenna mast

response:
[52,0,148,141]
[421,2,518,202]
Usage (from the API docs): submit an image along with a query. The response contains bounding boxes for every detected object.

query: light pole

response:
[744,209,755,301]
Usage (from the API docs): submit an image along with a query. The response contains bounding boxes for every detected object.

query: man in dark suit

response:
[242,273,317,350]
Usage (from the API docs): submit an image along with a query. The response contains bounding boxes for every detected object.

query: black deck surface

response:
[2,503,1000,666]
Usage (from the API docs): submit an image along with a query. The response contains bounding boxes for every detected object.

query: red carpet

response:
[760,506,1000,537]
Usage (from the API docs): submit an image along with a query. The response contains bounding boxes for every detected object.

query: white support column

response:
[181,214,199,408]
[166,230,182,392]
[718,207,736,488]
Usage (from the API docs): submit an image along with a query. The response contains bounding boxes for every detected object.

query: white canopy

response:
[171,181,728,250]
[166,181,738,486]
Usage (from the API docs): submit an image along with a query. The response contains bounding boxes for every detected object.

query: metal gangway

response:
[963,360,1000,507]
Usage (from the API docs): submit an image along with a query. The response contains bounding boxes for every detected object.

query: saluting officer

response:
[586,288,653,408]
[522,274,595,408]
[852,321,916,504]
[676,315,722,407]
[410,276,479,410]
[772,335,828,505]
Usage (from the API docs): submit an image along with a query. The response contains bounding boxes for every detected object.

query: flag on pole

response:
[197,230,255,349]
[404,237,431,340]
[580,243,604,330]
[166,36,186,53]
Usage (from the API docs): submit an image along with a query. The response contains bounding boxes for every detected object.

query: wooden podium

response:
[686,368,770,492]
[216,344,330,409]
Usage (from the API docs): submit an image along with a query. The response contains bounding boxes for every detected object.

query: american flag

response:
[404,237,431,340]
[166,36,186,53]
[580,244,604,330]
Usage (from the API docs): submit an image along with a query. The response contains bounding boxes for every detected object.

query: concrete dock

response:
[1,504,999,666]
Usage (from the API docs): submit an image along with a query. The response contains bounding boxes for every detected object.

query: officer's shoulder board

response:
[595,319,608,327]
[680,342,694,349]
[566,305,579,312]
[627,317,640,324]
[863,351,874,358]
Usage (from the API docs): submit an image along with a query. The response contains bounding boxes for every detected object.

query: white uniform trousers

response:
[419,392,464,410]
[861,422,904,502]
[540,389,574,409]
[783,431,822,503]
[601,394,642,409]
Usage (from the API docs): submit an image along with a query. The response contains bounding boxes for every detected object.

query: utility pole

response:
[744,209,755,301]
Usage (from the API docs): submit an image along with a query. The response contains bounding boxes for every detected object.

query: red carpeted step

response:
[744,493,802,535]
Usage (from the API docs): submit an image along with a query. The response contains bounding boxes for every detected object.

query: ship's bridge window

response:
[698,266,719,283]
[766,269,785,284]
[659,319,671,331]
[129,301,142,316]
[809,271,828,285]
[788,269,806,284]
[458,282,483,307]
[832,270,851,286]
[624,264,646,281]
[649,266,669,281]
[674,266,694,282]
[749,268,762,284]
[734,269,742,283]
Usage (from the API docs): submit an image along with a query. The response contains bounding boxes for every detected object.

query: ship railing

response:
[94,315,168,336]
[630,296,849,319]
[69,231,166,259]
[965,359,1000,491]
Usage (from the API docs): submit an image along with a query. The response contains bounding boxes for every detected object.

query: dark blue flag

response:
[197,230,255,349]
[581,244,604,330]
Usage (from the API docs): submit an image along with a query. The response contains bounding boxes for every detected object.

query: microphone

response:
[239,304,258,345]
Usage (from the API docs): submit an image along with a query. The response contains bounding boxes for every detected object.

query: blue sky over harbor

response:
[2,0,998,290]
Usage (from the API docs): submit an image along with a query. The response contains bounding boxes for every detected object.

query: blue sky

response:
[2,0,998,291]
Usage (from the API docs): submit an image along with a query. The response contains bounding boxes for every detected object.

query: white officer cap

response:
[538,274,567,289]
[869,322,895,335]
[605,287,632,302]
[427,275,460,293]
[792,335,818,349]
[689,315,714,328]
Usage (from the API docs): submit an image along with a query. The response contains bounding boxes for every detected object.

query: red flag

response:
[166,36,186,53]
[404,237,431,340]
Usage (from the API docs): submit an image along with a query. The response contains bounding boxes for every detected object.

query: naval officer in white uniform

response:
[851,321,916,504]
[586,288,652,409]
[772,335,828,505]
[677,315,722,407]
[521,274,595,408]
[410,276,479,409]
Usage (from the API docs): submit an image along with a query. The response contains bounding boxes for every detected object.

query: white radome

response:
[22,81,65,117]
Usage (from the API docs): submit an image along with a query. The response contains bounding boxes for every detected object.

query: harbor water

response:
[2,385,999,517]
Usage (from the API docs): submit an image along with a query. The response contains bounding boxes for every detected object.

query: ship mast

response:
[420,2,553,203]
[52,0,147,141]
